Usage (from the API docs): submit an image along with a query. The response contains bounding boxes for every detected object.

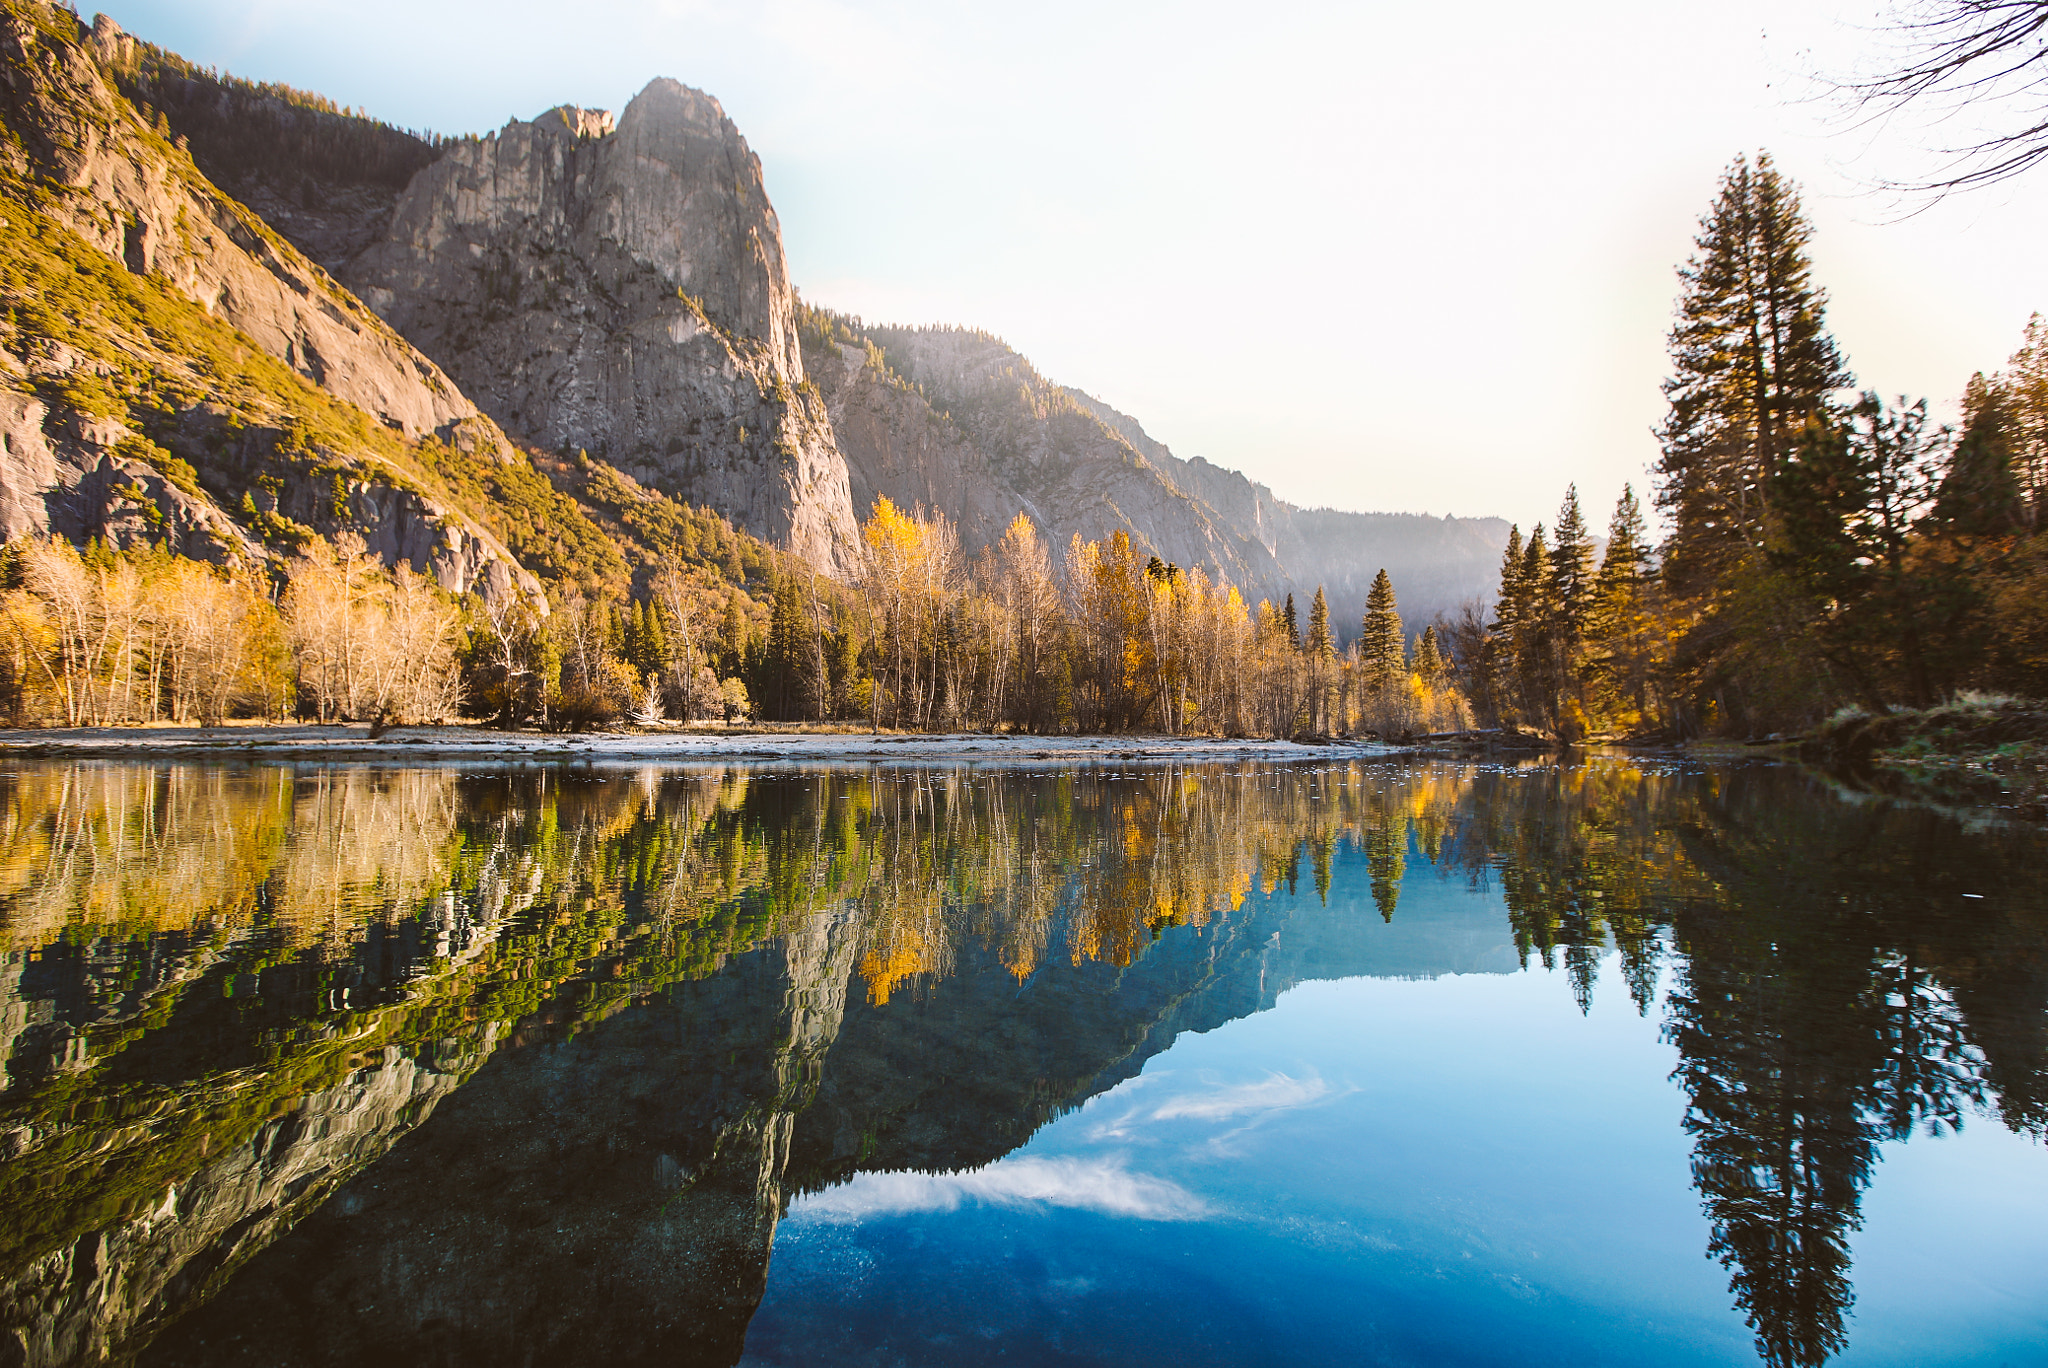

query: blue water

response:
[4,758,2043,1367]
[747,861,2048,1367]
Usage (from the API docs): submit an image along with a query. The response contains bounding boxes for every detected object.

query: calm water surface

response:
[0,757,2042,1367]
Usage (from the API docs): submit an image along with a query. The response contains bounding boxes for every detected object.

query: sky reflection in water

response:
[0,756,2041,1368]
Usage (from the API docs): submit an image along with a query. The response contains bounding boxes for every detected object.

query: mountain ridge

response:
[3,3,1510,650]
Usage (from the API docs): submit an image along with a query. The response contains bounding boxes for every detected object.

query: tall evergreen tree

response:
[1305,585,1336,731]
[1588,484,1659,725]
[1542,487,1598,729]
[1933,373,2027,538]
[1548,485,1596,635]
[1513,524,1551,720]
[1361,569,1405,690]
[639,600,668,676]
[2000,312,2048,528]
[1282,592,1300,651]
[1772,394,1948,706]
[1305,586,1335,661]
[764,574,810,719]
[1415,625,1446,683]
[1657,152,1852,598]
[1483,524,1526,721]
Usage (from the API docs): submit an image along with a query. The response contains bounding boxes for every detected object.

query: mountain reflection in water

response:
[0,758,2040,1367]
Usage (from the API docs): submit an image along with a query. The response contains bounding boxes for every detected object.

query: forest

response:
[1,153,2042,739]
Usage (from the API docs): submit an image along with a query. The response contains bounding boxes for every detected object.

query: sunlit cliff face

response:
[0,757,2042,1367]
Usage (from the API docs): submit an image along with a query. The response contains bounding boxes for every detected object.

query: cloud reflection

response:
[1149,1072,1329,1122]
[795,1156,1207,1223]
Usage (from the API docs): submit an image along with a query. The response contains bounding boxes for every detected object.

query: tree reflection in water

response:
[1456,761,2047,1368]
[0,756,2039,1367]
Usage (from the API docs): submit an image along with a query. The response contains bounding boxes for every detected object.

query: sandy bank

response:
[0,724,1412,768]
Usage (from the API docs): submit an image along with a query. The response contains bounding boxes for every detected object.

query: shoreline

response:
[0,724,1416,767]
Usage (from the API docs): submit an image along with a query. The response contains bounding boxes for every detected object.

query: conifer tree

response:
[1305,585,1336,733]
[2000,312,2048,528]
[1772,394,1948,706]
[1512,524,1551,720]
[1415,625,1446,683]
[1483,524,1526,721]
[1548,485,1596,637]
[1538,489,1598,729]
[1305,587,1335,661]
[1588,485,1658,725]
[1360,569,1405,691]
[1934,373,2028,538]
[1282,592,1300,651]
[764,575,809,719]
[1657,153,1851,598]
[639,600,668,675]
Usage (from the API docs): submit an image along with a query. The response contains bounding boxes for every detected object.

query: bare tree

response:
[1832,1,2048,193]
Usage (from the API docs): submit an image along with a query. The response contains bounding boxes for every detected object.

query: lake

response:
[0,756,2042,1367]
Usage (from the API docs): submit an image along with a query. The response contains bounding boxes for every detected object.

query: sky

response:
[94,0,2048,531]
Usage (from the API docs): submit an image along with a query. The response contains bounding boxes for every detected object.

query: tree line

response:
[1436,152,2048,738]
[466,496,1471,737]
[0,505,1471,737]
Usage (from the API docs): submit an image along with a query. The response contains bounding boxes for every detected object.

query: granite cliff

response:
[344,85,857,571]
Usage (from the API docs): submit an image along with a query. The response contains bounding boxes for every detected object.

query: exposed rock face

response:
[0,1045,484,1368]
[811,326,1286,585]
[144,909,869,1368]
[0,8,543,603]
[345,82,858,571]
[6,12,478,442]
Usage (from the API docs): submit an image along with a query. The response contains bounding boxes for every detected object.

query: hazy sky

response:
[99,0,2048,531]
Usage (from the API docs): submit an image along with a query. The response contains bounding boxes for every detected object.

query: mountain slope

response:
[809,312,1509,629]
[8,4,1507,646]
[0,4,539,598]
[0,5,805,628]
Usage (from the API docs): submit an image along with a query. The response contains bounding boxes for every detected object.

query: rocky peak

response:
[344,77,856,569]
[529,103,614,141]
[603,78,802,377]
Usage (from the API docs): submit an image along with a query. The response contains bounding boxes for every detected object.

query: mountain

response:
[810,316,1511,631]
[0,5,796,619]
[1,3,1507,640]
[344,84,857,572]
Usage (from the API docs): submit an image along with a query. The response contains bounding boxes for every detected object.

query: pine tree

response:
[1360,569,1405,690]
[2000,312,2048,528]
[1512,524,1550,719]
[1305,586,1335,661]
[765,574,809,720]
[1282,592,1300,651]
[1657,152,1851,598]
[1772,394,1948,706]
[1483,525,1526,721]
[640,600,668,676]
[1540,487,1598,733]
[1933,373,2027,537]
[1415,625,1446,683]
[1548,485,1596,636]
[619,602,644,673]
[717,598,747,676]
[1305,585,1336,733]
[1588,484,1658,724]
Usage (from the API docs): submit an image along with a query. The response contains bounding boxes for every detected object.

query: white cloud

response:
[1148,1073,1330,1123]
[793,1155,1207,1223]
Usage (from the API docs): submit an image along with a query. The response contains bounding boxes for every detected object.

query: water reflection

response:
[0,757,2039,1367]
